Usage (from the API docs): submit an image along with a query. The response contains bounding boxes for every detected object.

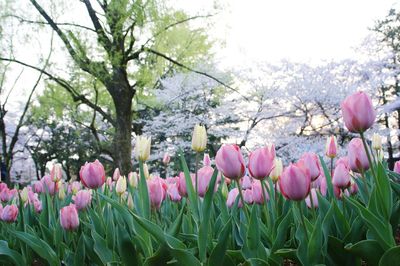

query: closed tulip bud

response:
[203,153,211,167]
[341,91,376,133]
[141,163,150,180]
[147,177,164,209]
[113,168,121,181]
[178,172,188,197]
[167,183,181,202]
[163,153,171,165]
[135,135,151,161]
[348,138,369,173]
[394,161,400,174]
[33,181,43,194]
[325,136,337,158]
[41,175,57,195]
[74,190,92,211]
[252,180,268,204]
[279,163,311,201]
[69,181,81,195]
[332,163,351,189]
[58,185,66,200]
[116,176,127,196]
[336,156,350,170]
[216,144,246,180]
[298,152,321,181]
[270,158,283,183]
[305,188,318,209]
[20,187,29,204]
[226,188,241,208]
[128,172,138,188]
[371,133,382,151]
[241,175,253,190]
[127,194,134,210]
[1,204,18,223]
[248,145,275,180]
[196,165,216,197]
[60,204,79,230]
[79,160,106,189]
[221,182,228,199]
[33,199,42,213]
[50,163,63,182]
[192,124,207,152]
[243,189,253,204]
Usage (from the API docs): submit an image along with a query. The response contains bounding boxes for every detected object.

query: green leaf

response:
[91,230,114,264]
[374,162,392,220]
[198,168,218,262]
[178,150,199,221]
[117,225,142,266]
[379,246,400,266]
[74,234,85,266]
[319,156,334,199]
[307,216,323,265]
[345,240,384,266]
[12,231,60,266]
[208,218,232,266]
[139,160,151,219]
[0,240,25,266]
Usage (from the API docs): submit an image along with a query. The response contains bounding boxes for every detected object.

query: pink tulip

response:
[243,189,253,204]
[216,144,246,180]
[336,156,350,170]
[394,161,400,174]
[348,138,369,173]
[50,163,63,182]
[163,153,171,165]
[226,188,241,208]
[0,183,7,192]
[326,136,337,158]
[248,145,275,180]
[41,175,57,195]
[178,172,188,197]
[349,181,359,195]
[0,188,12,202]
[305,188,318,208]
[33,199,42,213]
[167,183,181,202]
[341,91,376,133]
[279,163,311,201]
[113,168,121,181]
[1,204,18,222]
[79,160,106,189]
[68,181,81,195]
[74,190,92,211]
[203,153,211,167]
[60,204,79,230]
[33,181,43,194]
[298,152,321,181]
[241,175,253,190]
[196,165,215,197]
[251,180,268,204]
[147,177,164,209]
[332,163,351,189]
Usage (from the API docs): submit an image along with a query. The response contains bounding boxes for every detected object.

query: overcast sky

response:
[177,0,398,66]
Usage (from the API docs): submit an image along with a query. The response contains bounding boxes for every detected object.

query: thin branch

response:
[145,47,250,101]
[3,69,24,108]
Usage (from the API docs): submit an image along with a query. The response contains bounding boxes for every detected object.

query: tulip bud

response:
[243,189,253,204]
[226,188,241,208]
[298,152,321,181]
[371,133,382,151]
[79,160,106,189]
[60,204,79,230]
[332,163,351,189]
[167,183,181,202]
[341,91,376,133]
[248,145,275,180]
[127,194,134,210]
[147,177,164,209]
[69,181,81,195]
[50,163,63,182]
[241,175,253,190]
[203,153,211,167]
[162,153,171,165]
[74,190,92,211]
[128,172,138,188]
[135,135,151,161]
[305,188,318,209]
[270,158,283,183]
[221,182,228,199]
[116,176,127,196]
[141,163,150,180]
[279,163,311,201]
[349,179,359,195]
[58,185,66,200]
[113,168,121,181]
[191,124,207,152]
[394,161,400,174]
[348,138,369,173]
[252,180,268,204]
[1,204,18,223]
[325,136,337,158]
[20,187,29,204]
[215,144,246,180]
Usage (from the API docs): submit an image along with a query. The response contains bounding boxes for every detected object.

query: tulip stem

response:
[274,183,278,216]
[297,201,309,243]
[236,180,250,221]
[309,192,316,220]
[195,152,200,196]
[360,132,377,180]
[342,191,347,220]
[261,180,271,229]
[330,158,334,177]
[360,170,369,199]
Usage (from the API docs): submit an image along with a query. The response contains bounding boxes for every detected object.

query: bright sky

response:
[177,0,399,66]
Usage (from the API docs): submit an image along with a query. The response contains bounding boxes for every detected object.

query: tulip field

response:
[0,91,400,266]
